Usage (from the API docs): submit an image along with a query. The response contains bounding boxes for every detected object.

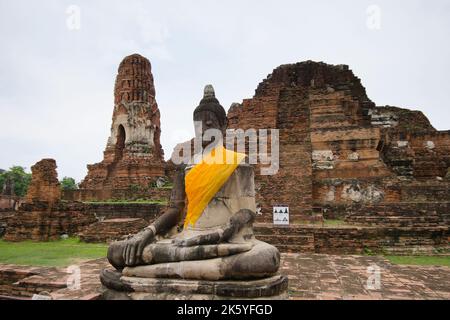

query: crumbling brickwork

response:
[79,54,166,196]
[228,61,450,228]
[254,224,449,255]
[4,202,96,242]
[79,218,149,243]
[25,159,61,205]
[3,202,163,242]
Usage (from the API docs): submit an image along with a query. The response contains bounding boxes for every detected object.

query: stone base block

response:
[100,269,288,300]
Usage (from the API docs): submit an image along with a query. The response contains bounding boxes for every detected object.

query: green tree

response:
[0,166,32,197]
[60,177,78,191]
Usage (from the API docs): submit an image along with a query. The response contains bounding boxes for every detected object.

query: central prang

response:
[100,85,288,300]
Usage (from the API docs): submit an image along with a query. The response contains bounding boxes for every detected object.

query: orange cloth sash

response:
[184,146,246,228]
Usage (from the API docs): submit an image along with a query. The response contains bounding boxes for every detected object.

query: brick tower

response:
[80,54,165,193]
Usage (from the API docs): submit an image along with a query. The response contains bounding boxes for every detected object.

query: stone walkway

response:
[2,254,449,300]
[49,259,110,300]
[281,254,450,300]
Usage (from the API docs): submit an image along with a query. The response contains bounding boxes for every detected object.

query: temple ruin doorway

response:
[115,125,126,160]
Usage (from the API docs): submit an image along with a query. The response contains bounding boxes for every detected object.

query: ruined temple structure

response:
[25,159,61,205]
[4,159,95,242]
[228,61,450,251]
[78,54,166,200]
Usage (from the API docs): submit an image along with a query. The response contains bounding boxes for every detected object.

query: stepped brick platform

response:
[227,60,450,225]
[0,264,67,298]
[79,218,149,243]
[344,202,450,227]
[2,255,449,300]
[0,259,109,300]
[81,202,164,222]
[254,223,450,255]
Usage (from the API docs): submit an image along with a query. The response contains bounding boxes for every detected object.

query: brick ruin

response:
[77,54,166,200]
[25,159,61,205]
[1,56,448,254]
[228,61,450,220]
[2,157,165,242]
[1,152,167,243]
[227,61,449,253]
[4,159,96,242]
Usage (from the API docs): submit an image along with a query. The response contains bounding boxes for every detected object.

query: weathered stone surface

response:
[281,253,450,300]
[100,269,288,300]
[0,259,109,300]
[25,159,61,205]
[0,264,67,298]
[79,54,166,199]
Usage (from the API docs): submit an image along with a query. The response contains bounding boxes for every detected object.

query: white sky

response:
[0,0,449,181]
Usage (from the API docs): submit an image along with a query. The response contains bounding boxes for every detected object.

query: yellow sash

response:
[184,146,246,228]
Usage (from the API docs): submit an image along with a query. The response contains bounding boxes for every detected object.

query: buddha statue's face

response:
[194,110,226,148]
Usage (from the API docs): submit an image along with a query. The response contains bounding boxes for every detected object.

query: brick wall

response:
[62,188,171,202]
[254,224,450,255]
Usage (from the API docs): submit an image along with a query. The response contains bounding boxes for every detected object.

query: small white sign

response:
[273,206,289,225]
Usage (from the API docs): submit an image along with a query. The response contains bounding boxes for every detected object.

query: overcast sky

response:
[0,0,449,181]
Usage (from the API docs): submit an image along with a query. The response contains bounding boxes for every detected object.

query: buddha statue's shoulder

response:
[184,160,253,175]
[220,163,255,198]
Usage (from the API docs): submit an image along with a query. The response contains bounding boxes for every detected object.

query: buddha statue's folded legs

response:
[121,239,280,281]
[107,237,254,270]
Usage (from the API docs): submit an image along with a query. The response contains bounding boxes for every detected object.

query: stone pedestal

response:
[100,269,288,300]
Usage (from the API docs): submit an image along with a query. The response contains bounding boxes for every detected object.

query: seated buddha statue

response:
[104,85,280,282]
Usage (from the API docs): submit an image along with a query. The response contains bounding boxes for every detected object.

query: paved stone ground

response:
[50,259,110,300]
[2,254,449,300]
[281,254,450,300]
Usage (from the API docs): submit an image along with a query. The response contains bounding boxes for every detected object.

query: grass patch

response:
[323,219,348,227]
[297,219,349,227]
[0,238,107,267]
[386,256,450,267]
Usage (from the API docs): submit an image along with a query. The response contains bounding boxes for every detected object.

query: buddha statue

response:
[101,85,287,299]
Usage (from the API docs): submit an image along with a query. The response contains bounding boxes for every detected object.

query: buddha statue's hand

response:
[123,228,155,266]
[172,209,255,247]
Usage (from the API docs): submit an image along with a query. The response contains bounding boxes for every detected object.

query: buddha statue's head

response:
[193,85,227,148]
